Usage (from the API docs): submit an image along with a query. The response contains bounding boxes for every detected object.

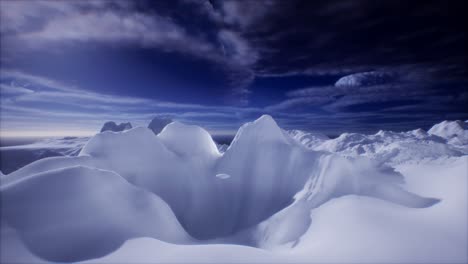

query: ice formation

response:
[148,116,173,134]
[308,125,467,165]
[100,121,132,132]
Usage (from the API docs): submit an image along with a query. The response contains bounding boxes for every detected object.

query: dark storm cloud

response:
[247,0,467,79]
[205,0,467,116]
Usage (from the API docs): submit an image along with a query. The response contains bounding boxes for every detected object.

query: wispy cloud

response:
[0,83,34,95]
[264,69,467,117]
[0,0,262,105]
[2,1,216,58]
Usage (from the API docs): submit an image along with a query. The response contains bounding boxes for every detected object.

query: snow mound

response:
[158,121,220,156]
[7,126,223,240]
[100,121,132,132]
[148,116,173,135]
[428,120,468,145]
[1,166,190,262]
[229,115,289,149]
[291,156,468,263]
[251,155,439,248]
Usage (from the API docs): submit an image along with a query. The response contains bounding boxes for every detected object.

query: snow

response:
[158,121,220,156]
[428,120,468,145]
[286,129,329,149]
[1,115,467,263]
[83,237,285,264]
[100,121,132,132]
[250,154,439,249]
[1,165,191,262]
[84,156,467,264]
[311,128,465,165]
[291,156,468,263]
[0,223,46,264]
[216,143,229,153]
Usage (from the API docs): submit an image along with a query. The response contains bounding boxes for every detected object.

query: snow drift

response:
[1,166,190,262]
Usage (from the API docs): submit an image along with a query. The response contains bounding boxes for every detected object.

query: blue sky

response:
[0,0,467,137]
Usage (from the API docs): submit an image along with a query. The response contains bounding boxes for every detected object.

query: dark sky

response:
[0,0,467,137]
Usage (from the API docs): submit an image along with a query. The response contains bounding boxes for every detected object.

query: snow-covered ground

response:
[1,117,467,263]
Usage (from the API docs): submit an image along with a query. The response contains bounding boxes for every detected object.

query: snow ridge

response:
[293,122,468,165]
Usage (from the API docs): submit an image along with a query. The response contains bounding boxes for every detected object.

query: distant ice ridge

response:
[428,120,468,145]
[148,116,173,134]
[292,120,468,165]
[0,115,443,262]
[100,121,132,132]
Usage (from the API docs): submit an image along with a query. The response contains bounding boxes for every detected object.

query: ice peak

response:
[250,115,283,132]
[229,115,287,150]
[429,120,466,137]
[255,114,276,124]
